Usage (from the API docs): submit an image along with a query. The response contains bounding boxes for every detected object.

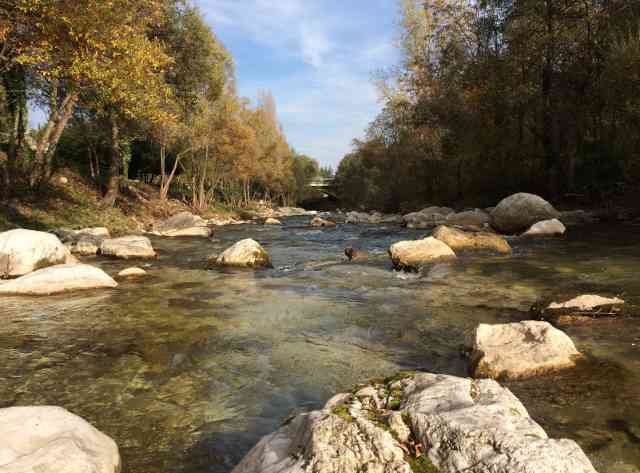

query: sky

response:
[198,0,401,169]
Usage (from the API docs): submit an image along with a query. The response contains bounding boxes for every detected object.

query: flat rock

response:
[470,321,582,380]
[211,239,272,268]
[100,236,156,259]
[446,209,491,227]
[491,193,560,234]
[433,225,511,254]
[117,267,147,278]
[549,294,624,311]
[232,372,597,473]
[0,264,117,295]
[153,212,212,237]
[389,236,456,270]
[0,405,120,473]
[522,218,566,237]
[0,229,72,277]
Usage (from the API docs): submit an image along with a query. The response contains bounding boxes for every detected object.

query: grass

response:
[331,405,354,422]
[408,455,439,473]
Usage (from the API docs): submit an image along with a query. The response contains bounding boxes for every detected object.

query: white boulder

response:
[522,218,566,237]
[0,406,120,473]
[0,229,72,277]
[491,193,560,234]
[233,372,597,473]
[470,321,582,380]
[389,237,456,270]
[100,236,156,259]
[211,239,272,268]
[0,264,117,295]
[117,267,147,278]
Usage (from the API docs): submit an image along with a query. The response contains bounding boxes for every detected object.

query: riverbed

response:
[0,218,638,472]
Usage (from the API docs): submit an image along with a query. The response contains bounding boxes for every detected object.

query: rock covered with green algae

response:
[231,373,597,473]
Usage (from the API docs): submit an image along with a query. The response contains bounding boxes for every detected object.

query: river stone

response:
[264,218,282,225]
[212,239,272,268]
[446,209,491,228]
[403,206,454,229]
[548,294,624,311]
[344,247,368,261]
[345,211,402,224]
[433,225,511,254]
[232,372,597,473]
[310,216,336,227]
[0,406,120,473]
[491,193,560,234]
[0,229,73,278]
[0,264,117,295]
[389,236,456,270]
[469,321,582,380]
[118,267,147,278]
[73,236,102,256]
[100,236,156,259]
[522,218,566,237]
[153,211,212,237]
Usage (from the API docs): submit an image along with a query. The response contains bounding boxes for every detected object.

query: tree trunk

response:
[29,86,79,189]
[2,65,27,198]
[541,0,559,197]
[103,116,121,207]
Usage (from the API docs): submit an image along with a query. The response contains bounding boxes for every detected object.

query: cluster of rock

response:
[233,372,597,473]
[345,211,402,224]
[0,228,158,295]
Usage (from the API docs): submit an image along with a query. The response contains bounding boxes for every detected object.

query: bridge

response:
[308,176,335,189]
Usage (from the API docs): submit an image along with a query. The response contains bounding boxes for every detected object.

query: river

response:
[0,217,638,472]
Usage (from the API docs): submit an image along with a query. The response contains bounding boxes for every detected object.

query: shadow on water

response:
[1,221,639,472]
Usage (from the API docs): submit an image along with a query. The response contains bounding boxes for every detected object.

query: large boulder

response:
[403,206,454,229]
[389,237,456,270]
[522,218,566,237]
[100,236,156,259]
[469,321,582,380]
[153,211,212,237]
[446,209,491,228]
[491,193,559,234]
[0,229,72,277]
[0,406,120,473]
[433,225,511,254]
[232,372,597,473]
[0,264,118,296]
[210,239,272,269]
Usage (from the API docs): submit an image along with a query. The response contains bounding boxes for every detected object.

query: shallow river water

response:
[1,218,639,472]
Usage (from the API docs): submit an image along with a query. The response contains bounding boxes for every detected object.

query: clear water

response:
[0,218,638,472]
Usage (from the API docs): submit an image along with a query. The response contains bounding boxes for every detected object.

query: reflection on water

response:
[0,219,639,472]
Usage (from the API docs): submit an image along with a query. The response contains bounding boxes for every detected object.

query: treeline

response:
[0,0,320,209]
[335,0,640,211]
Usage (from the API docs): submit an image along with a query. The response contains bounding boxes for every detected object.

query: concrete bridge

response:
[307,176,335,189]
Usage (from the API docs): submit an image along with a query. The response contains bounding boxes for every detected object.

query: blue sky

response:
[198,0,400,169]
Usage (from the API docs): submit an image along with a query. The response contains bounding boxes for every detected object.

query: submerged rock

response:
[522,218,566,237]
[118,267,147,278]
[310,217,337,228]
[469,320,582,380]
[549,294,624,311]
[153,211,212,237]
[100,236,156,259]
[0,264,117,295]
[264,217,282,225]
[344,247,369,262]
[211,239,273,268]
[0,229,72,277]
[389,237,456,270]
[232,372,597,473]
[433,225,511,254]
[491,193,560,234]
[0,405,120,473]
